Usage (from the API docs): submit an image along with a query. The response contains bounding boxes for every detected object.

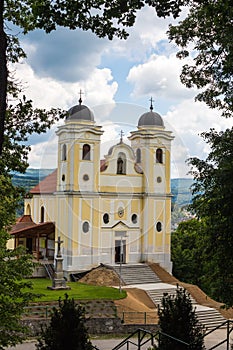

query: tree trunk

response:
[0,0,7,157]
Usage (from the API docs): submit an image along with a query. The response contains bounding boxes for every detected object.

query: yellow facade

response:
[25,101,174,273]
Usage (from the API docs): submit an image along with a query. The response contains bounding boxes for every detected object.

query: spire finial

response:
[149,97,154,111]
[79,89,84,105]
[119,130,124,143]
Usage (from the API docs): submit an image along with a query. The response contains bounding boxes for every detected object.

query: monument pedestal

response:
[48,240,71,290]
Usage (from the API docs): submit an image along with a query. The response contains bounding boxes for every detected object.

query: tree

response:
[168,0,233,118]
[0,175,40,349]
[36,294,93,350]
[171,219,206,286]
[157,286,205,350]
[188,127,233,307]
[1,0,185,157]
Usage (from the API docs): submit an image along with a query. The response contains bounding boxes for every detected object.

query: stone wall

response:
[23,318,159,337]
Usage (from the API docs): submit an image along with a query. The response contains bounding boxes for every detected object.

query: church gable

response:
[101,142,140,176]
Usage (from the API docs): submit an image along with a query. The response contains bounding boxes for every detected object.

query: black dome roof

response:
[67,103,95,122]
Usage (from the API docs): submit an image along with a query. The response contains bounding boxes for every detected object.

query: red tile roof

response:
[10,215,55,236]
[29,159,142,195]
[30,169,57,194]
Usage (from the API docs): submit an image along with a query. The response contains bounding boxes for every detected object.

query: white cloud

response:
[105,6,178,61]
[14,62,118,110]
[127,53,196,101]
[164,99,233,174]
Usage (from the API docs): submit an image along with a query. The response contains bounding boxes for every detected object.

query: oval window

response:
[103,213,109,224]
[156,222,162,232]
[82,221,89,233]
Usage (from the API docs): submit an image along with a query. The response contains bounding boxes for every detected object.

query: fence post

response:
[144,312,146,324]
[227,320,230,350]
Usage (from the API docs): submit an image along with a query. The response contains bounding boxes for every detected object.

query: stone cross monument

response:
[48,236,70,290]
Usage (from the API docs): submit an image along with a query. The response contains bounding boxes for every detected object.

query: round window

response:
[62,174,65,182]
[156,222,162,232]
[157,176,162,183]
[118,207,124,218]
[131,214,137,224]
[83,174,89,181]
[82,221,89,233]
[103,213,109,224]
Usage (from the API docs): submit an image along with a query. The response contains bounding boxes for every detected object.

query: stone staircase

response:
[112,264,161,285]
[147,287,197,307]
[44,263,55,280]
[110,263,227,330]
[147,288,226,330]
[195,306,227,330]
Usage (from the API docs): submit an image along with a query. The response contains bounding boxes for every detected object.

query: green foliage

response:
[0,231,38,349]
[168,0,233,118]
[36,294,93,350]
[4,0,184,39]
[157,286,205,350]
[171,219,206,286]
[188,127,233,306]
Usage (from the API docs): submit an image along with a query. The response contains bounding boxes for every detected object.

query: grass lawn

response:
[26,278,127,302]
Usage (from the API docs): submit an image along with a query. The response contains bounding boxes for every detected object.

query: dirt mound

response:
[79,263,233,320]
[79,266,120,287]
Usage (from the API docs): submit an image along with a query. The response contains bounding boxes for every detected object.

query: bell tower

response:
[56,97,103,193]
[55,96,103,270]
[128,100,174,272]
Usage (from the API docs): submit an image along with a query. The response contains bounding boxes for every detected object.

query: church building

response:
[23,98,174,275]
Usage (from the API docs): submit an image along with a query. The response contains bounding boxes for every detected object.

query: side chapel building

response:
[23,99,174,274]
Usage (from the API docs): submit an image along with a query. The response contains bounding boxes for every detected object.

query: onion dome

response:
[66,92,95,122]
[138,98,164,128]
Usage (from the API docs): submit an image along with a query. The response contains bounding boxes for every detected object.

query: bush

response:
[36,294,93,350]
[157,286,205,350]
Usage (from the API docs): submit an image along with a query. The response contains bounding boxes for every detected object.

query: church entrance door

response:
[115,239,126,263]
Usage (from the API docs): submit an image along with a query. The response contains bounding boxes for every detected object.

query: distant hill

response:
[12,168,55,192]
[12,169,193,207]
[171,178,193,207]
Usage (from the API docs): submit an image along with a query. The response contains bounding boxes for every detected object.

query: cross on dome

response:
[149,97,155,111]
[78,89,84,105]
[119,130,124,143]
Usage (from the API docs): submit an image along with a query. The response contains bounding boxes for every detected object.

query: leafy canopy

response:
[188,127,233,306]
[169,0,233,118]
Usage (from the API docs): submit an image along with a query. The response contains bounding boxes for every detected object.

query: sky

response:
[13,6,232,178]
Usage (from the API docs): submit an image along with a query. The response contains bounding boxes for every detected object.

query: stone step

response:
[147,288,197,307]
[112,264,161,285]
[195,308,227,330]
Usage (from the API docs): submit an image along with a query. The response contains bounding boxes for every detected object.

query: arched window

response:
[156,148,163,163]
[82,144,91,160]
[136,148,141,163]
[117,152,126,174]
[40,206,45,223]
[26,204,31,215]
[62,144,67,161]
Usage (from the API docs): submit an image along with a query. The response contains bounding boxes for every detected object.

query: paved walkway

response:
[7,328,233,350]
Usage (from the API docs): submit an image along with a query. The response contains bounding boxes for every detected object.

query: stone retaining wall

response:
[23,318,159,336]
